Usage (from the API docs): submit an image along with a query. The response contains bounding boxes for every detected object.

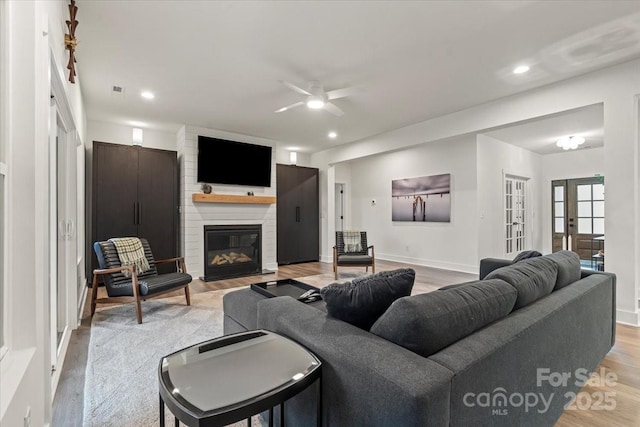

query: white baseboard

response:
[377,253,478,275]
[319,255,332,263]
[77,282,88,327]
[319,253,476,274]
[616,309,640,327]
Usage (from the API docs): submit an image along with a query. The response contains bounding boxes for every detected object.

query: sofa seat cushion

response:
[320,268,415,330]
[223,287,327,331]
[337,254,373,265]
[370,279,517,357]
[544,250,581,290]
[139,272,192,296]
[485,256,558,309]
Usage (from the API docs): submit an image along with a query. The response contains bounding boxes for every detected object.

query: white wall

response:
[346,136,478,273]
[476,134,543,260]
[312,59,640,326]
[87,120,178,151]
[274,148,311,167]
[177,125,279,278]
[1,1,87,426]
[540,147,604,253]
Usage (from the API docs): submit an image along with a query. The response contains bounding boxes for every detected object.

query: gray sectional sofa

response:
[223,251,616,426]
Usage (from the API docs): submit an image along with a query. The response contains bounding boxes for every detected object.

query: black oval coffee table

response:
[158,329,322,427]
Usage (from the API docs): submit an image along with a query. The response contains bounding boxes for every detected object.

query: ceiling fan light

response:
[571,136,585,146]
[306,96,325,109]
[556,135,586,150]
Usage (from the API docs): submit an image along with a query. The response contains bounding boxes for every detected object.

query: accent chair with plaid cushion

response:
[92,238,192,323]
[333,231,375,279]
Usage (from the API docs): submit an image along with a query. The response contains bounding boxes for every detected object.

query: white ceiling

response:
[78,1,640,153]
[483,104,604,155]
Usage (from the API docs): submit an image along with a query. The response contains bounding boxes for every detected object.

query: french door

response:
[505,175,528,258]
[552,177,605,269]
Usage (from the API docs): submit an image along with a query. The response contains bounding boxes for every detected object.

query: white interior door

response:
[505,175,528,258]
[50,98,78,393]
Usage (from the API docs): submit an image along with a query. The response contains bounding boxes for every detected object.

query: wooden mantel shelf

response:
[192,193,276,204]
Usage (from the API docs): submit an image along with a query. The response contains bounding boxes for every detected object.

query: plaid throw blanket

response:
[109,237,150,278]
[343,230,362,253]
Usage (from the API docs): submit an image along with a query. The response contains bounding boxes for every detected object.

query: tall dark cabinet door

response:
[298,167,319,262]
[137,147,178,263]
[276,164,319,264]
[93,143,138,244]
[276,164,300,264]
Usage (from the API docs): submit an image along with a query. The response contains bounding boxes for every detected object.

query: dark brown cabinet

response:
[276,164,319,264]
[91,142,178,273]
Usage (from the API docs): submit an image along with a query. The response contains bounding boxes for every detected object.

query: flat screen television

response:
[197,136,272,187]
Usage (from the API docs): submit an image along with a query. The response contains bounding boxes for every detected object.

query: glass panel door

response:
[551,177,604,270]
[505,176,527,258]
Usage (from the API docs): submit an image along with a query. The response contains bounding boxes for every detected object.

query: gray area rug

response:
[83,272,357,426]
[83,288,263,427]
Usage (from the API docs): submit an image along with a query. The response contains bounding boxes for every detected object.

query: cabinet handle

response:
[296,206,300,222]
[134,203,137,225]
[137,203,141,225]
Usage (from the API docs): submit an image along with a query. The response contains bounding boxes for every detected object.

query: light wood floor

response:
[52,260,639,426]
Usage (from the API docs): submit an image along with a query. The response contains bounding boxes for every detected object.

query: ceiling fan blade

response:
[280,80,312,96]
[323,102,344,116]
[274,101,305,113]
[326,86,358,100]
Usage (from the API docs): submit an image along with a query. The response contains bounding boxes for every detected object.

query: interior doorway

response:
[552,177,605,270]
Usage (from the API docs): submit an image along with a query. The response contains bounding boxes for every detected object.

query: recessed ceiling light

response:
[513,65,530,74]
[141,91,155,100]
[328,131,337,139]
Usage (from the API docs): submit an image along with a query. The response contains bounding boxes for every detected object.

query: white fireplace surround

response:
[177,125,278,279]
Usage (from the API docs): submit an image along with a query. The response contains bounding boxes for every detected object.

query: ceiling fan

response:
[274,80,355,116]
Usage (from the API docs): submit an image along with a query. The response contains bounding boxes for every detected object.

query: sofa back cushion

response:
[369,279,517,357]
[320,268,415,330]
[512,250,542,263]
[485,256,558,309]
[544,250,581,290]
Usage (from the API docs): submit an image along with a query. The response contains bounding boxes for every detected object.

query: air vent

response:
[111,85,125,97]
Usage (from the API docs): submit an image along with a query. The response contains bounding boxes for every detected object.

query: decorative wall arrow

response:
[64,0,78,83]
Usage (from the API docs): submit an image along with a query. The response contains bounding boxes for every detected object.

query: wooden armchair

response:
[333,231,375,279]
[91,238,192,324]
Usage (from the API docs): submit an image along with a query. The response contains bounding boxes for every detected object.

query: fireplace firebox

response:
[202,225,262,281]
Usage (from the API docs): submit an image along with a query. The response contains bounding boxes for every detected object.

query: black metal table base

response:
[159,380,322,427]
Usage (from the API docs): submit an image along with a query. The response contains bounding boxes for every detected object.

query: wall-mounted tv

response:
[197,136,272,187]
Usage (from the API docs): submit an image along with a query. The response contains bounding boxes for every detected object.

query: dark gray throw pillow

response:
[512,250,542,263]
[370,279,517,357]
[320,268,415,330]
[485,256,558,309]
